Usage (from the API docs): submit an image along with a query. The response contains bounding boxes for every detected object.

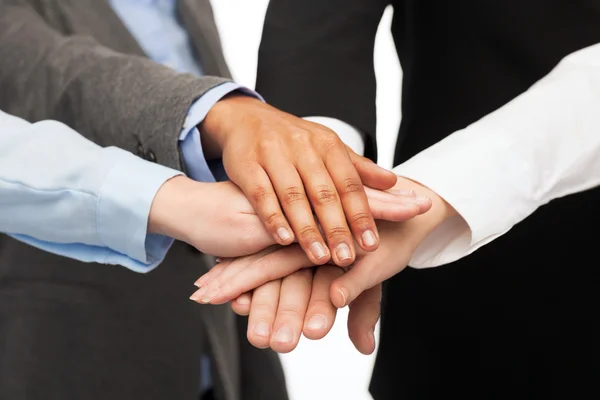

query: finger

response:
[303,266,342,340]
[365,188,432,221]
[230,292,253,316]
[197,246,281,304]
[193,257,230,288]
[209,244,313,305]
[190,260,232,303]
[270,269,313,353]
[330,246,401,308]
[296,152,356,267]
[247,280,281,349]
[235,165,295,247]
[262,156,331,265]
[347,285,382,355]
[348,151,397,190]
[322,142,381,254]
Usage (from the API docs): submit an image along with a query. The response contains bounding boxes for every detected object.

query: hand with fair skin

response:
[192,177,456,350]
[227,267,382,355]
[200,94,399,266]
[190,187,432,303]
[148,175,431,259]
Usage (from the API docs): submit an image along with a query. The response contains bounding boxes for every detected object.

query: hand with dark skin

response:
[200,94,400,266]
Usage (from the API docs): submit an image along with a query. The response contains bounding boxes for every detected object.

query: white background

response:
[210,1,403,399]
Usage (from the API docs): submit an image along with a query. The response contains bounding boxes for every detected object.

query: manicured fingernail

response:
[336,243,352,261]
[416,196,432,204]
[201,287,220,303]
[362,230,377,247]
[277,227,292,242]
[253,321,270,337]
[273,326,294,343]
[305,315,327,331]
[190,286,207,301]
[236,296,250,305]
[338,287,348,307]
[310,242,327,260]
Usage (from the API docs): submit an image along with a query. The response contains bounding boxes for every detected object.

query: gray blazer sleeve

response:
[0,0,231,170]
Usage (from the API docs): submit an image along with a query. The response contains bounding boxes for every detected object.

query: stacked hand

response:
[156,94,456,354]
[190,177,455,354]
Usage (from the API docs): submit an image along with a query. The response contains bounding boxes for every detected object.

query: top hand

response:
[200,94,399,267]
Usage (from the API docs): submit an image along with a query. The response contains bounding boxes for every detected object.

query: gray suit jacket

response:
[0,1,287,400]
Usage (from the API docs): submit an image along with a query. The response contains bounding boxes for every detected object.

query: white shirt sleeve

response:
[394,42,600,268]
[303,116,366,156]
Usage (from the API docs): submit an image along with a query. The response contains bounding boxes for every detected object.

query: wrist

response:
[199,93,262,159]
[148,175,207,241]
[391,176,457,250]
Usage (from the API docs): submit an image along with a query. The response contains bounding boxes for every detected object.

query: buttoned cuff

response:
[97,147,182,272]
[179,82,264,182]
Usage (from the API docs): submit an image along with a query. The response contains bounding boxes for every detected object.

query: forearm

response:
[395,43,600,267]
[0,3,231,171]
[0,112,181,271]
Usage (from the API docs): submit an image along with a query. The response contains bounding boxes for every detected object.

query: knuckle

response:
[282,186,305,205]
[326,226,351,241]
[349,212,372,227]
[341,178,364,195]
[265,212,284,227]
[320,134,343,153]
[297,225,319,240]
[252,302,277,316]
[251,185,272,204]
[308,299,333,313]
[277,304,302,318]
[312,186,338,206]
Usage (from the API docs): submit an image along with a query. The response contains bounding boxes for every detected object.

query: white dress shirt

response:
[313,42,600,269]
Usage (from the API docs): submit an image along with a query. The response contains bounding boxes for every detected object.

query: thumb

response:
[347,285,382,355]
[330,247,408,308]
[348,150,397,190]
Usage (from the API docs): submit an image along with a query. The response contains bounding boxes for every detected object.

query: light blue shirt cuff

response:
[179,82,264,182]
[96,149,183,272]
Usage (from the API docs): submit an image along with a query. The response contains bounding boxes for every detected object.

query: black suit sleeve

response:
[256,0,390,162]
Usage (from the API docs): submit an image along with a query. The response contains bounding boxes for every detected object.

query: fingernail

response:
[362,230,377,247]
[305,315,327,331]
[273,326,294,343]
[201,287,220,303]
[215,257,222,263]
[368,330,376,346]
[277,227,292,242]
[236,296,250,305]
[416,196,432,204]
[336,243,352,261]
[338,287,349,307]
[253,321,270,337]
[310,242,327,260]
[190,286,208,301]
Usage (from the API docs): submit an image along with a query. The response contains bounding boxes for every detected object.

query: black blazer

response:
[257,1,600,398]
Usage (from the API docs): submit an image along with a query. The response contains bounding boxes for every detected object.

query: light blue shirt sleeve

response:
[0,111,182,273]
[180,82,265,182]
